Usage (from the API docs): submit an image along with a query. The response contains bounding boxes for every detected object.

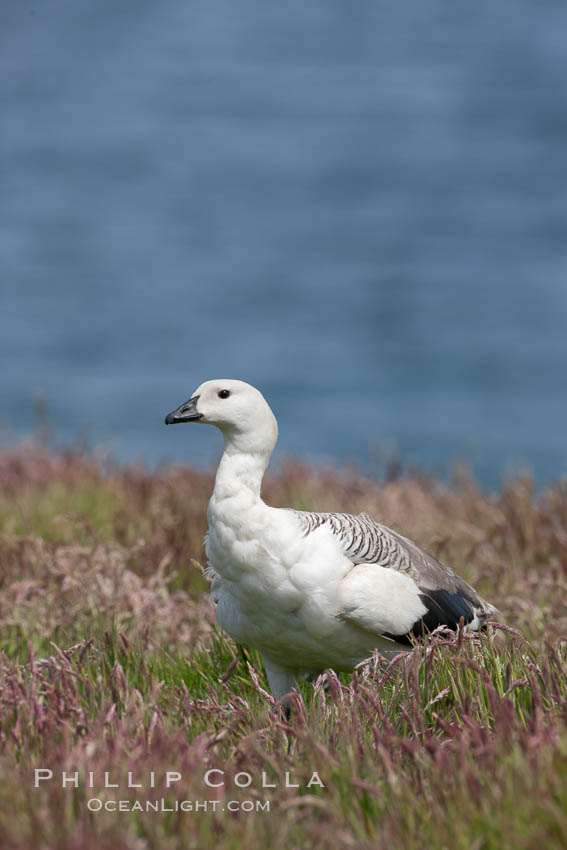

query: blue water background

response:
[2,1,567,488]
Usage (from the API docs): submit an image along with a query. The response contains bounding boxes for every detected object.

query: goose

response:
[165,379,497,699]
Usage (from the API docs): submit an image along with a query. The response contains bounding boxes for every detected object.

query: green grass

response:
[0,445,566,849]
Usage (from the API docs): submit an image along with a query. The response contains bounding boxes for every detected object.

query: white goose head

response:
[165,379,278,457]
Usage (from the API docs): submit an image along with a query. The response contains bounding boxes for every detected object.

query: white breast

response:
[205,507,403,671]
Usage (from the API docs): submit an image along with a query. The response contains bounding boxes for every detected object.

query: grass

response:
[0,443,566,849]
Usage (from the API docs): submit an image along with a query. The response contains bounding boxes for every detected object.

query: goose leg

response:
[262,662,297,719]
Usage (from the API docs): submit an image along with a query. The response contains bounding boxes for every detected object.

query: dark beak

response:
[165,395,203,425]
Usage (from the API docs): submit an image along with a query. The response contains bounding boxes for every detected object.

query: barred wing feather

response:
[291,509,496,643]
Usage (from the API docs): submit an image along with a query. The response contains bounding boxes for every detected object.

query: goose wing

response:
[291,509,496,644]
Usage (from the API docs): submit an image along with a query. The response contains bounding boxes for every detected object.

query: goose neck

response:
[212,444,270,504]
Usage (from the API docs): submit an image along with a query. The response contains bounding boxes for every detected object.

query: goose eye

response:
[218,389,231,399]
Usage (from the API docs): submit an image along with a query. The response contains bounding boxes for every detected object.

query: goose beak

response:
[165,395,203,425]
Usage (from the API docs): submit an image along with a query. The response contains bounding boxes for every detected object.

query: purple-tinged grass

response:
[0,445,566,849]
